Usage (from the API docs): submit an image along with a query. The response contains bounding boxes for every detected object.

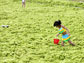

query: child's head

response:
[53,20,61,28]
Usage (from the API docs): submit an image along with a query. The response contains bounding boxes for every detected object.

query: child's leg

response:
[22,2,23,7]
[68,40,75,46]
[22,2,25,8]
[61,41,64,46]
[23,2,25,8]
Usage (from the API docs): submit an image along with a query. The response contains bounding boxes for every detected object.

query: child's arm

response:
[56,33,60,37]
[61,25,70,35]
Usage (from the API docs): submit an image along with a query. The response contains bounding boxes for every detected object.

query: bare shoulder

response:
[61,25,65,27]
[61,25,67,29]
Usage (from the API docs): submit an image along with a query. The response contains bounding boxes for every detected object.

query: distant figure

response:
[22,0,25,8]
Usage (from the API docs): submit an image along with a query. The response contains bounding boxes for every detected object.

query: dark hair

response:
[53,20,61,27]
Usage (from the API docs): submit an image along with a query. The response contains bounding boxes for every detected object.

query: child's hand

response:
[56,33,60,37]
[68,33,70,36]
[56,34,58,37]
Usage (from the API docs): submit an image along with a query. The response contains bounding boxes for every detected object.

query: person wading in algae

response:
[22,0,26,8]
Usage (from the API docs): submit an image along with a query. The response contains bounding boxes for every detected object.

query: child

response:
[53,20,75,46]
[22,0,25,8]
